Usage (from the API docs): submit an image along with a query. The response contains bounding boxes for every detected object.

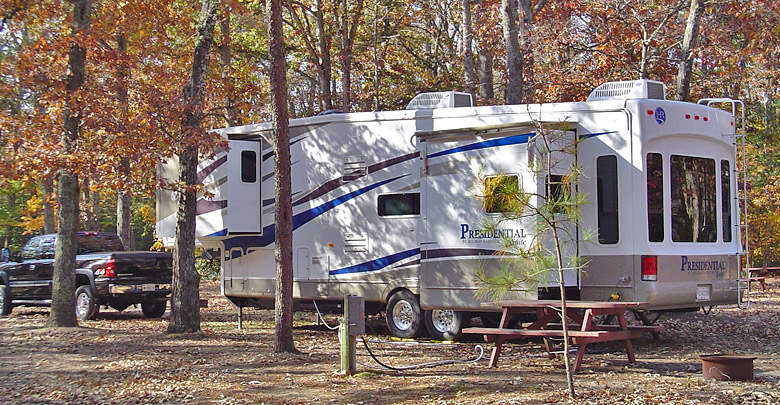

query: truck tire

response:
[75,285,100,320]
[141,300,166,318]
[0,285,12,316]
[386,290,424,338]
[425,309,470,341]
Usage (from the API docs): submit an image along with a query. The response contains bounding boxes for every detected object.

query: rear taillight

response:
[641,255,657,281]
[104,259,115,278]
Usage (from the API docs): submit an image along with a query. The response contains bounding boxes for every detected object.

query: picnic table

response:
[748,267,780,290]
[463,300,662,373]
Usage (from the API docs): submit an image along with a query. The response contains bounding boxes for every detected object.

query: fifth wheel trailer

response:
[156,80,745,340]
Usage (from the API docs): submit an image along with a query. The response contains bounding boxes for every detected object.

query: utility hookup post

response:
[340,294,365,375]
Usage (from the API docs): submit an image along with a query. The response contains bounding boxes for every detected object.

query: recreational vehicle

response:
[156,80,746,340]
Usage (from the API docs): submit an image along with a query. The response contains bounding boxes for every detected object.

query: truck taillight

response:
[641,255,657,281]
[105,259,115,278]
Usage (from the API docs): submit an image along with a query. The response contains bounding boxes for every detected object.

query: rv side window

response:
[721,160,732,242]
[484,175,520,214]
[670,155,716,242]
[241,150,257,183]
[597,155,619,244]
[378,193,420,216]
[647,153,664,242]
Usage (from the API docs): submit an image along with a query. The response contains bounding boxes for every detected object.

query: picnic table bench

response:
[463,300,663,373]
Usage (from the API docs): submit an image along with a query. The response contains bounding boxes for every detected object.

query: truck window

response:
[484,175,520,214]
[670,155,716,242]
[378,193,420,216]
[76,233,125,253]
[597,155,619,244]
[721,160,732,243]
[241,150,257,183]
[647,153,664,242]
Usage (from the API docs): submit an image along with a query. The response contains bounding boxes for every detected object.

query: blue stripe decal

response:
[222,174,409,251]
[329,248,420,275]
[206,229,228,237]
[427,132,533,159]
[578,131,618,140]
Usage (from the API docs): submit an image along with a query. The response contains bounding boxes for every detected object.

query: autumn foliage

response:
[0,0,779,263]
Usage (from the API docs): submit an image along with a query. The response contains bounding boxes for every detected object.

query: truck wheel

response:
[75,285,100,320]
[425,309,470,341]
[0,285,12,316]
[386,290,424,338]
[141,300,166,318]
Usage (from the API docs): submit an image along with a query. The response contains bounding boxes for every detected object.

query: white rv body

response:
[156,81,743,339]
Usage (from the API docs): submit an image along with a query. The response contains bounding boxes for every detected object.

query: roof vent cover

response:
[586,79,666,102]
[406,91,473,110]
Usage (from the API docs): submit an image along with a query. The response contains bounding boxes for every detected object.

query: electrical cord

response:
[359,336,485,371]
[312,300,340,331]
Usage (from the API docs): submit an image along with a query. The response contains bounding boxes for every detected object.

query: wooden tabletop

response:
[481,299,649,310]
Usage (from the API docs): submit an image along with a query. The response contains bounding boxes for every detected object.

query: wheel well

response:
[385,287,415,305]
[75,274,91,288]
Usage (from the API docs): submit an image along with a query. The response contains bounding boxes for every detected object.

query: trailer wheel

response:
[425,309,469,341]
[75,285,100,321]
[386,290,424,338]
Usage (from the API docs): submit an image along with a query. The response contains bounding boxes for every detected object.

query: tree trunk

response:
[116,34,133,250]
[501,0,522,104]
[316,0,333,111]
[91,187,100,231]
[335,0,364,112]
[477,49,494,104]
[517,0,534,102]
[462,0,476,99]
[675,0,704,101]
[269,0,297,354]
[47,0,92,328]
[219,7,241,126]
[167,0,219,335]
[41,177,55,234]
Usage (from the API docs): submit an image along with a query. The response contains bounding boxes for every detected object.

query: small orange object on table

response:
[463,300,661,373]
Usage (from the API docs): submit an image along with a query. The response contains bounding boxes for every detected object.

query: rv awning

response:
[414,119,576,139]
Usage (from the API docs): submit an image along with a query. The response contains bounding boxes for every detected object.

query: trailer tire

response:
[425,309,470,341]
[386,290,424,338]
[0,285,12,316]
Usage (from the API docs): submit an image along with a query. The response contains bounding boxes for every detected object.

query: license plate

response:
[142,284,155,292]
[696,285,711,301]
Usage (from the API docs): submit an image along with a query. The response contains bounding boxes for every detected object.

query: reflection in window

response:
[671,155,716,242]
[378,193,420,216]
[484,175,520,214]
[597,156,619,244]
[647,153,664,242]
[722,160,732,242]
[241,150,257,183]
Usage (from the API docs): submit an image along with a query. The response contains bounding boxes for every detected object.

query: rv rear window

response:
[597,155,619,244]
[378,193,420,216]
[671,155,716,242]
[241,150,257,183]
[647,153,664,242]
[721,160,732,243]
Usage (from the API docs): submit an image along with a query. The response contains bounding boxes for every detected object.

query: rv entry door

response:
[226,141,262,233]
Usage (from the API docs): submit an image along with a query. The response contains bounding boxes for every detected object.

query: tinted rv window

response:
[647,153,664,242]
[722,160,732,242]
[670,155,716,242]
[241,150,257,183]
[484,175,520,213]
[597,155,619,244]
[378,193,420,216]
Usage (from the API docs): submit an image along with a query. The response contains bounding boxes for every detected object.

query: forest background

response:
[1,0,780,267]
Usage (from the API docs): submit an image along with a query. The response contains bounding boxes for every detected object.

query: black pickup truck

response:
[0,232,172,320]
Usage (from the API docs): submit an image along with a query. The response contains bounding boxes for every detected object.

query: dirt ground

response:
[1,281,779,404]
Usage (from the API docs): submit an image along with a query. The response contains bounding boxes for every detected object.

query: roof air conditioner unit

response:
[586,79,666,102]
[406,91,473,110]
